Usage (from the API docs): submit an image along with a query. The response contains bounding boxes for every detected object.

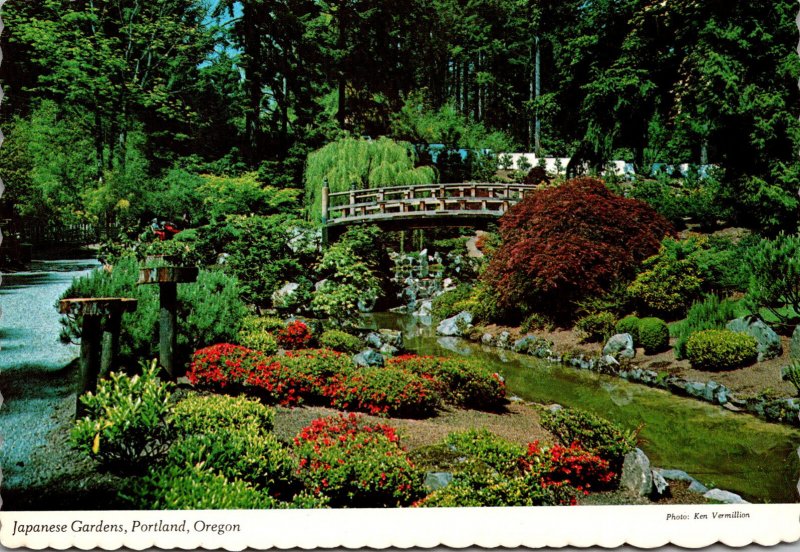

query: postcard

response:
[1,0,799,548]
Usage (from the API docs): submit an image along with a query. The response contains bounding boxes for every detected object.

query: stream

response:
[365,313,800,504]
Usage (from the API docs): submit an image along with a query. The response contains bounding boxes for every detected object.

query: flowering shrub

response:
[445,429,524,473]
[388,355,506,410]
[324,366,439,417]
[237,329,279,355]
[522,441,615,494]
[293,414,424,507]
[187,344,263,390]
[277,320,313,349]
[319,330,364,354]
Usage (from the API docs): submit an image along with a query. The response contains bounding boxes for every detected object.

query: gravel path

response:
[0,260,99,493]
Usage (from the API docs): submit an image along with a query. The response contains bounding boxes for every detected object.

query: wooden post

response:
[349,189,356,218]
[77,315,103,417]
[321,182,330,225]
[438,185,446,211]
[139,266,199,379]
[100,312,122,379]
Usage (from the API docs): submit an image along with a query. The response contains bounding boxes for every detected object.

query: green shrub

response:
[431,284,473,320]
[685,329,758,371]
[540,407,635,470]
[521,312,556,333]
[745,233,800,326]
[388,355,506,410]
[71,360,174,473]
[638,317,670,354]
[627,244,703,317]
[59,257,247,366]
[293,414,425,507]
[172,393,275,435]
[124,464,279,510]
[237,329,279,355]
[444,430,525,474]
[417,469,571,507]
[782,360,800,396]
[166,428,299,495]
[672,295,741,359]
[575,312,616,343]
[615,316,641,343]
[241,315,286,334]
[319,330,363,354]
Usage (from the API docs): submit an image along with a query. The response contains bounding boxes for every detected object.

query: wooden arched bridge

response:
[321,182,539,241]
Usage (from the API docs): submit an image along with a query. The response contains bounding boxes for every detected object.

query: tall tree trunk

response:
[243,1,262,165]
[534,36,541,157]
[700,138,709,165]
[336,1,347,129]
[94,109,105,181]
[454,60,461,112]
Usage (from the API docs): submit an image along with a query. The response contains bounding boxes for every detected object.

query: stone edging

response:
[473,330,800,428]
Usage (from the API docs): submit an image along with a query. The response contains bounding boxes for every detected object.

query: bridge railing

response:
[322,183,538,224]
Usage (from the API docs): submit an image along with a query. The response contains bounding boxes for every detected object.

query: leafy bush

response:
[241,315,286,334]
[575,312,616,343]
[685,329,758,371]
[627,244,703,317]
[417,469,572,507]
[746,233,800,326]
[431,285,473,320]
[59,256,247,366]
[388,355,506,410]
[277,320,312,350]
[672,295,741,359]
[292,414,424,507]
[124,464,279,510]
[324,365,440,417]
[172,393,275,435]
[319,330,363,354]
[187,344,263,390]
[615,316,641,343]
[166,428,299,495]
[638,317,670,354]
[71,360,174,473]
[237,329,279,355]
[444,430,525,473]
[782,360,800,396]
[484,178,673,318]
[540,407,635,471]
[521,441,615,493]
[311,241,381,326]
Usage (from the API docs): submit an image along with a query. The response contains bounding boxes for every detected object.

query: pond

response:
[364,313,800,504]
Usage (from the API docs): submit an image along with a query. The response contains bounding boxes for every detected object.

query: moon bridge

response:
[321,182,539,241]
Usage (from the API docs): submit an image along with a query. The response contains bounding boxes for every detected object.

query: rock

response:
[547,404,564,413]
[722,402,742,412]
[688,480,709,494]
[436,311,473,336]
[651,470,670,497]
[603,333,635,359]
[703,381,720,402]
[366,332,383,349]
[379,329,404,349]
[413,300,433,317]
[379,344,398,356]
[703,489,749,504]
[685,381,706,399]
[424,472,454,491]
[271,282,300,309]
[601,354,620,368]
[655,469,693,482]
[714,385,730,405]
[726,316,782,362]
[481,333,494,345]
[496,331,511,349]
[620,449,653,496]
[314,279,328,291]
[436,337,473,356]
[512,335,553,357]
[353,349,384,367]
[286,226,321,254]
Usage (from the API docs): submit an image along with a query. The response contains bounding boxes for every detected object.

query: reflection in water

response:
[362,312,800,504]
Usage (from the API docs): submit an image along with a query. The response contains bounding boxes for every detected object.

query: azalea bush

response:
[292,414,424,507]
[187,344,263,390]
[277,320,313,350]
[388,355,506,410]
[324,365,440,417]
[521,441,615,494]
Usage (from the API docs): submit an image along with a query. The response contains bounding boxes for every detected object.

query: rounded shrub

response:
[172,393,275,435]
[638,317,670,354]
[319,329,363,354]
[685,329,758,371]
[575,312,616,343]
[614,316,641,343]
[237,330,279,355]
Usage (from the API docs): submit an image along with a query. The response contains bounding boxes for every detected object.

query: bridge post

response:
[438,185,446,211]
[321,181,329,225]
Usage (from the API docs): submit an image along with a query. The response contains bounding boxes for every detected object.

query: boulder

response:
[271,282,300,309]
[413,300,433,317]
[424,472,454,491]
[688,480,709,494]
[314,279,328,291]
[437,311,473,337]
[600,354,620,368]
[365,332,383,349]
[726,316,782,362]
[603,333,635,359]
[655,469,693,482]
[379,344,398,356]
[353,349,384,367]
[481,333,494,345]
[512,335,553,357]
[379,329,404,349]
[620,449,653,496]
[703,489,749,504]
[496,331,512,349]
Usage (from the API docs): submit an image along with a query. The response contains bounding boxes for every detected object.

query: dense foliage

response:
[685,330,758,371]
[484,178,673,318]
[672,296,742,359]
[637,317,671,354]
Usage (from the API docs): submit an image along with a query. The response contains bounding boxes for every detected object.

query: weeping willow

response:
[305,136,438,223]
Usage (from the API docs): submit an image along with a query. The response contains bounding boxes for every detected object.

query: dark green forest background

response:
[1,0,799,235]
